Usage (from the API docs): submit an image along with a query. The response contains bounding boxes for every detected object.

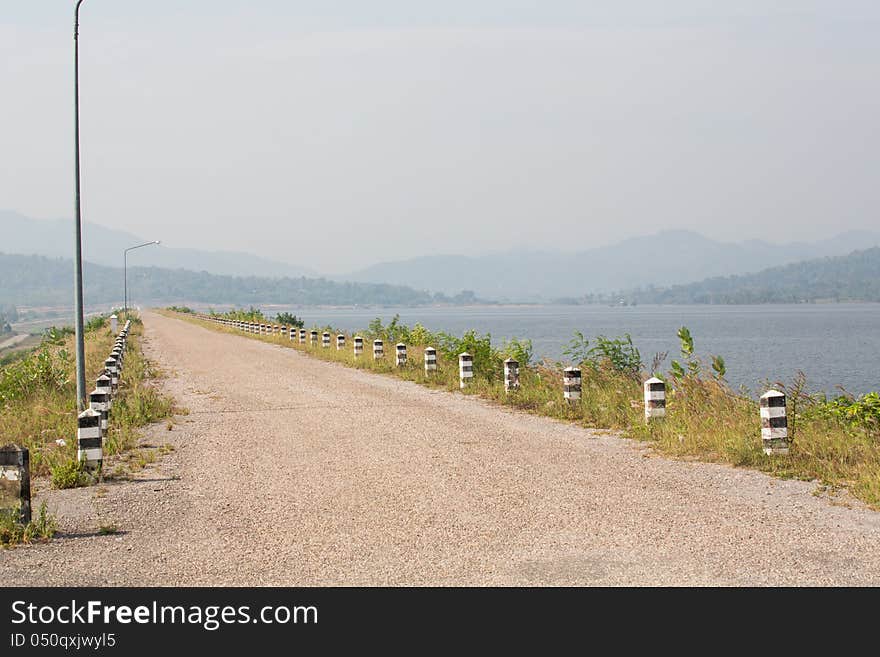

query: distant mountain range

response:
[610,247,880,305]
[5,209,880,303]
[0,210,314,279]
[0,253,466,309]
[342,230,880,300]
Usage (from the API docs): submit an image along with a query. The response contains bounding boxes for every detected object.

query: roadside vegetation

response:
[174,308,880,509]
[0,502,56,549]
[0,312,178,546]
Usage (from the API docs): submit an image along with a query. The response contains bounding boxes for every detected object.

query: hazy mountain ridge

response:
[0,210,314,279]
[342,229,880,300]
[0,253,466,308]
[611,247,880,304]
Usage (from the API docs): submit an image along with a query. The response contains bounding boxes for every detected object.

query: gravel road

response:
[3,311,880,585]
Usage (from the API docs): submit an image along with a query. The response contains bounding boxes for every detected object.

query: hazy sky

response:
[2,1,878,272]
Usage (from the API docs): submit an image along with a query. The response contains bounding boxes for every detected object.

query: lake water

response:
[267,303,880,396]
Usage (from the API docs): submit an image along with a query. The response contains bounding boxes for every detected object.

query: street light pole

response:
[73,0,87,410]
[124,241,160,315]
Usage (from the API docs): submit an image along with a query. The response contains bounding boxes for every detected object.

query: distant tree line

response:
[553,247,880,305]
[0,253,489,308]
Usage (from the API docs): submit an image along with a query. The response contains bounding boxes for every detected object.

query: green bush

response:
[275,312,304,327]
[436,330,501,382]
[501,338,533,367]
[85,315,107,332]
[50,458,89,489]
[366,314,410,344]
[0,502,56,547]
[408,323,435,346]
[0,348,71,404]
[563,331,641,379]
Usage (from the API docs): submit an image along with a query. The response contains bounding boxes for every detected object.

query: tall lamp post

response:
[124,241,160,315]
[73,0,87,410]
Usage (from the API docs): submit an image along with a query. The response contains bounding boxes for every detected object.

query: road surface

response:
[4,310,880,585]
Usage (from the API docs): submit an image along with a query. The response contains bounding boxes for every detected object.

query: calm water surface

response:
[268,304,879,396]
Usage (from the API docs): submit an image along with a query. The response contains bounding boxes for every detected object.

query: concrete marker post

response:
[396,343,407,367]
[77,408,102,472]
[337,334,345,350]
[504,358,519,393]
[322,332,331,348]
[760,390,789,455]
[424,347,437,374]
[310,330,318,347]
[563,367,582,406]
[299,329,306,344]
[104,357,119,393]
[89,388,110,433]
[459,352,473,389]
[96,373,112,411]
[373,339,384,360]
[644,377,666,422]
[110,314,118,334]
[354,336,364,357]
[0,445,31,524]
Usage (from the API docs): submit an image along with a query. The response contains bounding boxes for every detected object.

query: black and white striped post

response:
[396,343,407,367]
[760,390,789,455]
[563,367,581,406]
[0,444,31,524]
[373,339,384,360]
[337,334,345,350]
[424,347,437,374]
[459,352,473,389]
[643,377,666,422]
[310,330,318,346]
[77,408,102,472]
[504,358,519,393]
[354,336,364,357]
[104,357,119,393]
[299,329,306,344]
[322,332,331,348]
[289,327,296,341]
[96,372,112,408]
[89,388,110,433]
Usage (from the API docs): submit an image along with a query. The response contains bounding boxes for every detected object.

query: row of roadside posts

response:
[78,315,132,476]
[0,316,131,525]
[192,313,791,457]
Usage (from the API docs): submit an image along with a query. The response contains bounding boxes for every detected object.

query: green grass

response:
[0,501,56,548]
[172,309,880,510]
[0,313,179,488]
